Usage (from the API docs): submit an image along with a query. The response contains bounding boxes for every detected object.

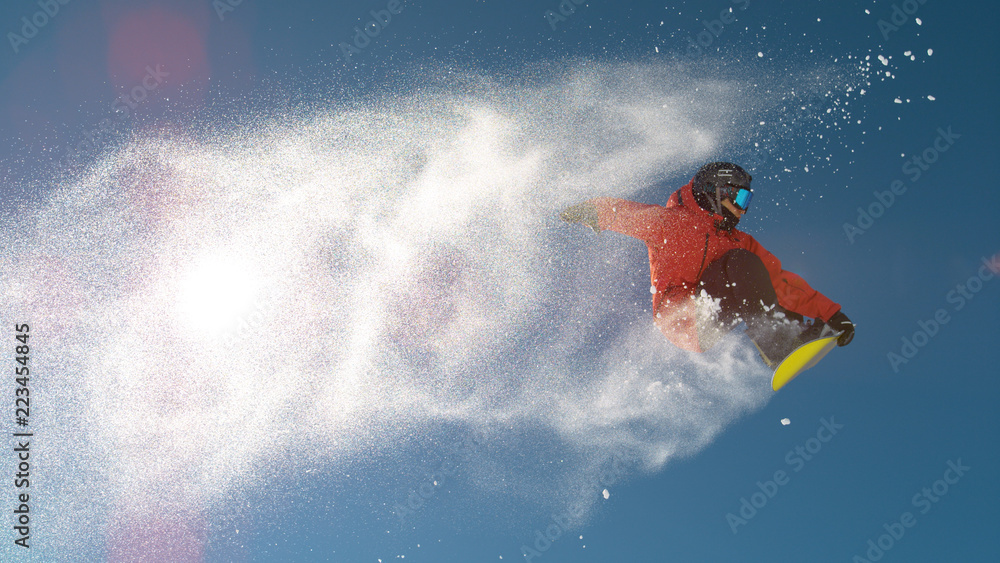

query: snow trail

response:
[3,61,781,558]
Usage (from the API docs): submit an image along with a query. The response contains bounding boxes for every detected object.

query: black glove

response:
[560,202,601,233]
[826,310,855,347]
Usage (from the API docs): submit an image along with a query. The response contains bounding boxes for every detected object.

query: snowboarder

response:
[560,162,854,366]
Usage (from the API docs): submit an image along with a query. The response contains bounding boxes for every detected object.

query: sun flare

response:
[175,255,260,335]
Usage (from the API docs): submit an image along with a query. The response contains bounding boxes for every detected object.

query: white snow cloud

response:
[3,61,778,558]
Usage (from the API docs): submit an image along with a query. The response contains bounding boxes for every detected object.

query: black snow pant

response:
[697,248,803,335]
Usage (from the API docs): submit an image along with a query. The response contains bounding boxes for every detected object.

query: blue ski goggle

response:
[722,184,753,211]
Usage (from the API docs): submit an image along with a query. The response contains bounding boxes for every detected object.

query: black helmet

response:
[691,162,752,215]
[691,162,752,230]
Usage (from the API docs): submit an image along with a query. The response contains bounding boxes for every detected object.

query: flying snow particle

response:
[781,418,791,426]
[927,95,936,101]
[757,52,764,58]
[602,489,610,499]
[927,49,933,56]
[915,18,922,25]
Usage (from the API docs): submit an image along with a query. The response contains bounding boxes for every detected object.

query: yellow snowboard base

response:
[771,333,842,391]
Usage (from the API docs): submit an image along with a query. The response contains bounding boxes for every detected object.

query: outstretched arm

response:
[562,197,665,242]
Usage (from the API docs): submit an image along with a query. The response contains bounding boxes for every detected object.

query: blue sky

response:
[1,1,998,562]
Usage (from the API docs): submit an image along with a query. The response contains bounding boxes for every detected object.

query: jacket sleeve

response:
[589,197,664,243]
[742,234,842,321]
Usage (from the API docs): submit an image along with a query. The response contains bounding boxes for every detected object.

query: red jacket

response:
[590,181,840,352]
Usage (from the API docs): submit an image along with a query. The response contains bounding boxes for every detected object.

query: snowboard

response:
[771,331,843,391]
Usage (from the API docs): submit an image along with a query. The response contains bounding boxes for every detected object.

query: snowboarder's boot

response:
[747,319,833,368]
[746,317,806,368]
